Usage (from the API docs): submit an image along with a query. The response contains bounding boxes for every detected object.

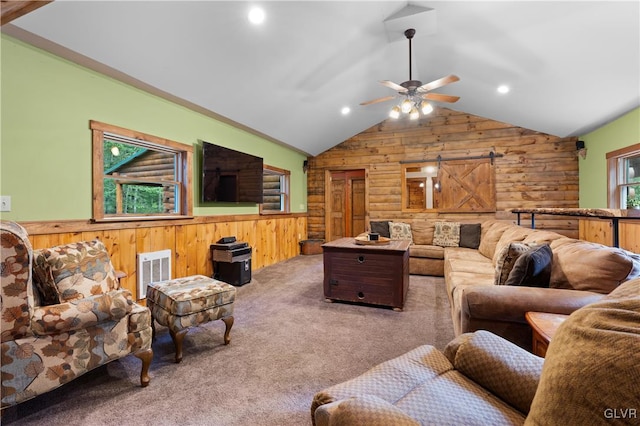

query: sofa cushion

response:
[504,244,552,288]
[410,221,434,245]
[370,221,391,238]
[33,240,119,303]
[478,221,512,260]
[433,222,460,247]
[549,238,640,293]
[521,230,565,245]
[409,245,445,259]
[452,330,543,415]
[389,222,412,241]
[492,226,532,265]
[459,223,481,249]
[494,242,533,285]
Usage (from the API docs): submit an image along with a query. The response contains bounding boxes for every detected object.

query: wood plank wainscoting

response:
[20,214,307,303]
[307,107,582,240]
[579,218,640,253]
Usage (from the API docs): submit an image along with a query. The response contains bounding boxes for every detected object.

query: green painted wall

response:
[0,35,307,221]
[579,107,640,208]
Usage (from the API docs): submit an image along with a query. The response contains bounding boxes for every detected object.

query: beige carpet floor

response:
[3,254,455,425]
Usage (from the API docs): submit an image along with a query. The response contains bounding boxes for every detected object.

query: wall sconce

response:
[576,140,587,159]
[303,160,309,173]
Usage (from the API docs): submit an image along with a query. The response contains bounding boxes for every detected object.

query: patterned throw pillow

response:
[33,240,119,303]
[388,222,412,242]
[432,222,461,247]
[494,242,536,285]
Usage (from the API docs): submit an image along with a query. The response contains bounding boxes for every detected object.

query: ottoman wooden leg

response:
[169,329,189,363]
[222,316,234,345]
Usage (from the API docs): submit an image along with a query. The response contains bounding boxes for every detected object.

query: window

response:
[607,143,640,209]
[260,165,290,214]
[90,121,193,221]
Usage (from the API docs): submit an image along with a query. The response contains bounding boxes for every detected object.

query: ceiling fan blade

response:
[416,75,460,93]
[360,95,396,106]
[379,80,408,93]
[422,93,460,103]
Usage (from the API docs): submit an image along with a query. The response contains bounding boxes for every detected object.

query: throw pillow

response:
[33,240,119,302]
[369,221,391,238]
[505,244,552,288]
[459,223,481,249]
[494,242,535,286]
[432,222,460,247]
[388,222,412,241]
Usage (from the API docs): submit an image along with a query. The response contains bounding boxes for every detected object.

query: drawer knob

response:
[357,255,365,263]
[357,291,365,299]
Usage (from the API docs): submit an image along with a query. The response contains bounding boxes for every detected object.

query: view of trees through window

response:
[624,155,640,209]
[103,139,178,215]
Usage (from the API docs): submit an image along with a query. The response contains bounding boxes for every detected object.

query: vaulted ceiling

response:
[3,1,639,156]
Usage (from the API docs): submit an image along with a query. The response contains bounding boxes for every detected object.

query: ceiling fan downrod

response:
[405,28,416,81]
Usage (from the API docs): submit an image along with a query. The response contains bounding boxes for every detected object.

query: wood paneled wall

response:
[579,218,640,253]
[307,107,580,240]
[20,214,307,301]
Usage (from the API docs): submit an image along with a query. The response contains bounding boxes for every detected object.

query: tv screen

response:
[201,141,263,203]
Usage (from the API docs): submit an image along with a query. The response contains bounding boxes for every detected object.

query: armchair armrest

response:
[31,289,134,335]
[314,395,419,426]
[449,330,543,415]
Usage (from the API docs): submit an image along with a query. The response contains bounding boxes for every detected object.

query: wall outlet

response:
[0,196,11,212]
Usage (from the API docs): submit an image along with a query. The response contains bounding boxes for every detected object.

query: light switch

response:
[0,196,11,212]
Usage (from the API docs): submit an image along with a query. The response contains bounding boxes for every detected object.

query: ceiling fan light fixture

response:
[401,98,413,114]
[389,105,401,119]
[421,101,433,115]
[409,106,420,120]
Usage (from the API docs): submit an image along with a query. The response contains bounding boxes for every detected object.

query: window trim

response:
[607,142,640,209]
[259,164,290,215]
[90,120,193,222]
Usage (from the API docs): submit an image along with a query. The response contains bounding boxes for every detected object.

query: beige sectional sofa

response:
[374,219,640,350]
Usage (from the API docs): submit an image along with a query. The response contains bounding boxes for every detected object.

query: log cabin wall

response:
[307,107,581,240]
[20,214,307,302]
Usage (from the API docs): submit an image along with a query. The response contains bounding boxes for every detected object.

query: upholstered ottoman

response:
[146,275,236,363]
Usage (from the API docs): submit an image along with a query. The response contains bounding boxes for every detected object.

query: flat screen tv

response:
[201,141,263,203]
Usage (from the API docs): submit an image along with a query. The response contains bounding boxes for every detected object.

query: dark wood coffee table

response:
[322,237,411,311]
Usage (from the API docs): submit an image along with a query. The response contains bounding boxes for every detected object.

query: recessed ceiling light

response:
[341,107,351,115]
[497,85,510,94]
[248,7,265,25]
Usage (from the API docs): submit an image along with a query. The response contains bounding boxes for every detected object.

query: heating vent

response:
[137,249,171,299]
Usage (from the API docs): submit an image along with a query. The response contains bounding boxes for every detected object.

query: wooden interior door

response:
[327,170,366,241]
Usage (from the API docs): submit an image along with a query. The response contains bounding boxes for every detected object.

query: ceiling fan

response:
[361,28,460,119]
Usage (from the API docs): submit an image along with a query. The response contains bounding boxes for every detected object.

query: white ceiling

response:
[4,1,640,156]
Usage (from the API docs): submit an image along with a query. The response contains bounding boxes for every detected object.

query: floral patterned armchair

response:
[1,221,153,409]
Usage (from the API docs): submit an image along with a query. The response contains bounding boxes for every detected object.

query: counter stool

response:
[146,275,236,363]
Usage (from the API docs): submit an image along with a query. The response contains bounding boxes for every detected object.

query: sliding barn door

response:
[326,170,366,241]
[434,159,496,212]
